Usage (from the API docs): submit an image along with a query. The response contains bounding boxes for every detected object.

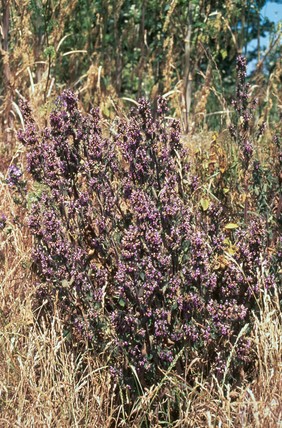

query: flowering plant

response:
[18,88,278,392]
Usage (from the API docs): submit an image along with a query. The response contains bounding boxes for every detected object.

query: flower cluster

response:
[230,55,268,172]
[7,165,22,187]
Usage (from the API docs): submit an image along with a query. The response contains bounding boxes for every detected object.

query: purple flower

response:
[0,214,7,229]
[7,165,22,186]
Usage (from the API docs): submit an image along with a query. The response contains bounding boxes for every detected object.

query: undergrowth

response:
[0,56,281,427]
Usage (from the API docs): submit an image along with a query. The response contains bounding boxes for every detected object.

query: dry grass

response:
[0,145,281,428]
[0,311,116,427]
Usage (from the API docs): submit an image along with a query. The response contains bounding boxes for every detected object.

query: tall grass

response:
[0,130,281,427]
[0,252,280,426]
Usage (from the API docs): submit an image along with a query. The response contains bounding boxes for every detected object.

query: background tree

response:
[0,0,280,136]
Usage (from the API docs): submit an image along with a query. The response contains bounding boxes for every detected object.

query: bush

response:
[18,89,278,393]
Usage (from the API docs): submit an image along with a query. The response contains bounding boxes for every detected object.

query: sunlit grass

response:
[0,133,281,427]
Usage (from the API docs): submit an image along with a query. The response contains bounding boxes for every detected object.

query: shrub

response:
[18,89,279,394]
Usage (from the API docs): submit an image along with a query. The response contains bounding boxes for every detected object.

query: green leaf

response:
[220,49,228,60]
[200,198,210,211]
[226,245,237,255]
[118,298,126,308]
[224,223,239,229]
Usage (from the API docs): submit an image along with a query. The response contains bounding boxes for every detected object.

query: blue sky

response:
[247,1,282,72]
[262,0,282,24]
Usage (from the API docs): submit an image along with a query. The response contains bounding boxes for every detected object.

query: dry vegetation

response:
[0,136,281,428]
[0,2,281,426]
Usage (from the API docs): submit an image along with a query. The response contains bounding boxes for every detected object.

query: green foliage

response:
[2,0,280,131]
[43,46,56,60]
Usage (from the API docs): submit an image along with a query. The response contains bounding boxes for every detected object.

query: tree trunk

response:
[137,0,147,98]
[183,2,194,133]
[1,0,13,143]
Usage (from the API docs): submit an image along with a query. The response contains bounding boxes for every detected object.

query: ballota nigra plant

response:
[17,86,279,393]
